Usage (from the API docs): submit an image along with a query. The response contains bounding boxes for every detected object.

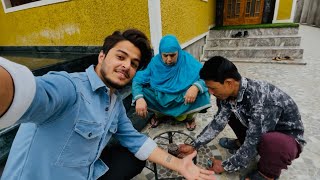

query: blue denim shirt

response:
[1,65,157,180]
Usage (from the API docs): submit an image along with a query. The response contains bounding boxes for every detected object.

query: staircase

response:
[202,27,306,65]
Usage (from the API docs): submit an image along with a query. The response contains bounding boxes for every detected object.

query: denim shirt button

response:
[88,132,92,137]
[105,107,109,111]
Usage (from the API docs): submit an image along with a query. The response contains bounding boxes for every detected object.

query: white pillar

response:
[272,0,280,23]
[290,0,298,22]
[148,0,162,55]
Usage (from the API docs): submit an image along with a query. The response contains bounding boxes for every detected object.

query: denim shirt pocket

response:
[55,120,104,167]
[75,121,104,139]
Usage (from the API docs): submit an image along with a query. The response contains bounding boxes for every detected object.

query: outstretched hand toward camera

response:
[179,151,216,180]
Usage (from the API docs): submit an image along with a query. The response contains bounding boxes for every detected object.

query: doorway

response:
[223,0,265,26]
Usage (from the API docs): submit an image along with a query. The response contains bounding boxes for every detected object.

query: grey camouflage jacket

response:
[194,77,305,172]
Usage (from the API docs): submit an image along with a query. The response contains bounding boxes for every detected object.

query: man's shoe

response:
[218,137,241,150]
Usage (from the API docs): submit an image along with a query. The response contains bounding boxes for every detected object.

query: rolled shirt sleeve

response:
[135,137,157,160]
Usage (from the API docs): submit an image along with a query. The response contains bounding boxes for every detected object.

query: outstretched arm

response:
[148,147,216,180]
[0,66,14,117]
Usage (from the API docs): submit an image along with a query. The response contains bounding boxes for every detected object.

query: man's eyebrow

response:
[116,49,140,62]
[116,49,128,55]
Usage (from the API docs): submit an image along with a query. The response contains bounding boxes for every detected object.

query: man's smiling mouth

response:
[116,70,129,79]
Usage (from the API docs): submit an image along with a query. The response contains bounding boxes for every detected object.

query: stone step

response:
[204,46,303,59]
[209,27,299,38]
[207,35,301,47]
[201,57,307,65]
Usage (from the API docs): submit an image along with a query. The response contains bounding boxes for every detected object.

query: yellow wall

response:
[0,0,150,46]
[277,0,293,20]
[161,0,215,44]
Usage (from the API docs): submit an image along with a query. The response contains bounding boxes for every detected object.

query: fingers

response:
[135,99,148,117]
[198,169,216,180]
[184,85,199,104]
[139,110,148,118]
[198,172,216,180]
[135,108,147,118]
[200,168,215,175]
[184,97,196,104]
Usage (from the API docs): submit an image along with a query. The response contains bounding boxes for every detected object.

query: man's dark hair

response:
[101,29,153,70]
[200,56,241,84]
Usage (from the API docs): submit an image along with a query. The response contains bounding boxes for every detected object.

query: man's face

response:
[205,80,233,100]
[96,40,141,89]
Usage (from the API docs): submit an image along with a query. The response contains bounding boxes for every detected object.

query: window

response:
[10,0,40,7]
[1,0,69,13]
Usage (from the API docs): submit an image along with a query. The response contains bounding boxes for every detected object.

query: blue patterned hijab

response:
[134,35,203,93]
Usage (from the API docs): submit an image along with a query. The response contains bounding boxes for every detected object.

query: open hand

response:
[179,151,216,180]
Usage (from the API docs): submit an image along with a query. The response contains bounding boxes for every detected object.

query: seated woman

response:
[132,35,211,131]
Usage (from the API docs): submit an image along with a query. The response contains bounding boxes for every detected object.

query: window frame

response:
[1,0,68,13]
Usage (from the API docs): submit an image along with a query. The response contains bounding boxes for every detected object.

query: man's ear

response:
[98,51,106,64]
[224,78,234,87]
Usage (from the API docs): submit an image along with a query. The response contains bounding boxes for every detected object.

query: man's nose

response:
[122,59,131,69]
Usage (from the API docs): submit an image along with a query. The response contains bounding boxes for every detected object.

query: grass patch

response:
[211,23,299,30]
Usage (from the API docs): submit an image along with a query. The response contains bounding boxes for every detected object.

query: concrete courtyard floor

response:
[134,25,320,180]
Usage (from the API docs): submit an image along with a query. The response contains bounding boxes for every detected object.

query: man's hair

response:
[101,29,153,70]
[200,56,241,83]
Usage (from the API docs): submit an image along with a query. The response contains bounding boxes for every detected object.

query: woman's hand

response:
[135,98,148,118]
[184,85,199,104]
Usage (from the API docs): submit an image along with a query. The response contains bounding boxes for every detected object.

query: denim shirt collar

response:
[236,77,248,103]
[85,65,121,96]
[86,65,106,92]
